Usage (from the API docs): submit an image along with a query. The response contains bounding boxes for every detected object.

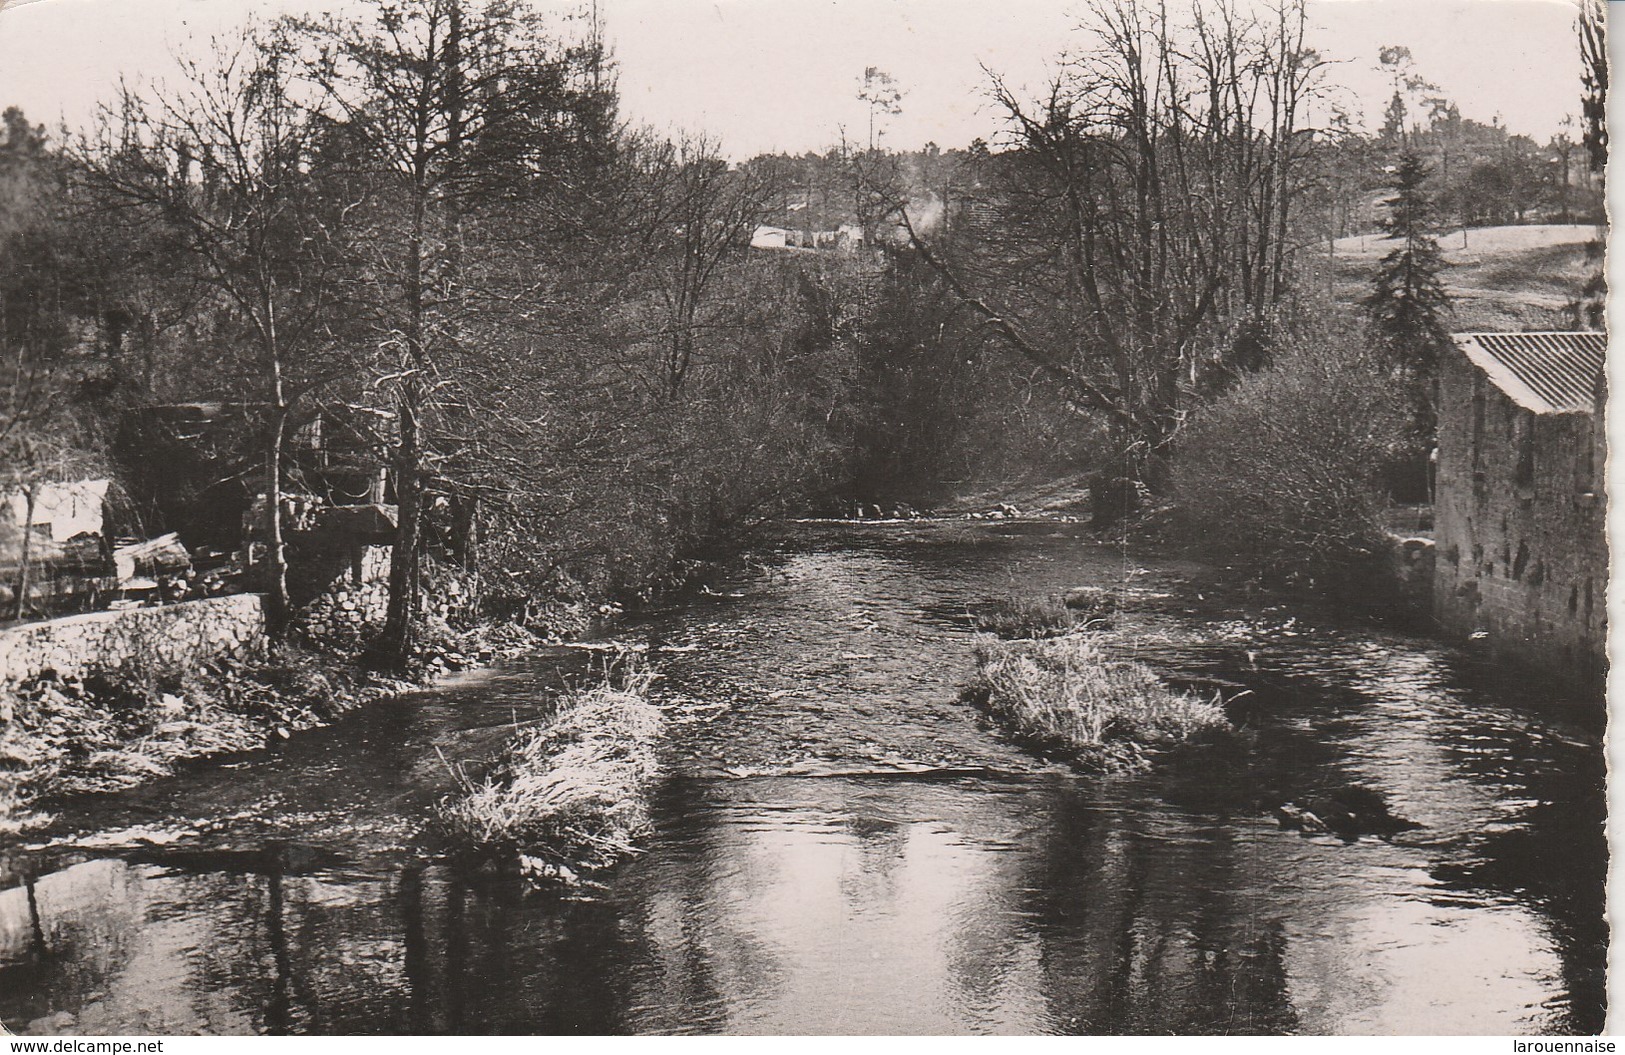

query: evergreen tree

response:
[1364,152,1451,398]
[1573,0,1606,330]
[1380,91,1407,144]
[295,0,620,667]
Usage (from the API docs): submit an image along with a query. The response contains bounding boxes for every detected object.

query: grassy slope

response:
[1313,223,1601,332]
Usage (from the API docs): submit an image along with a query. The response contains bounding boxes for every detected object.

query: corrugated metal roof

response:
[1452,332,1607,415]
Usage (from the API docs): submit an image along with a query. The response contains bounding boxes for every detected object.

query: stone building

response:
[1433,332,1607,688]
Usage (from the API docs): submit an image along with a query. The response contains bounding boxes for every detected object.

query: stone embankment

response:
[0,594,267,717]
[0,582,588,835]
[0,594,428,833]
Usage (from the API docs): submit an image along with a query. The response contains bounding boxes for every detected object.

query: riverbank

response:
[0,545,760,838]
[0,645,408,834]
[0,516,1602,1036]
[0,613,572,836]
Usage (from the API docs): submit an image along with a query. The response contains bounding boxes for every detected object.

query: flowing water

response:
[0,520,1606,1035]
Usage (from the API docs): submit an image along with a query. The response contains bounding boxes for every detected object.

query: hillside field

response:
[1312,223,1602,332]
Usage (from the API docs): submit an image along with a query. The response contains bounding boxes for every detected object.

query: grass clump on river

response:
[972,594,1079,638]
[437,662,664,884]
[969,634,1230,771]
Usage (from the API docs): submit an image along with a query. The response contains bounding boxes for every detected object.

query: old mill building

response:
[1433,332,1608,688]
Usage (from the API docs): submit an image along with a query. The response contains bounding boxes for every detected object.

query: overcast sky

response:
[0,0,1588,159]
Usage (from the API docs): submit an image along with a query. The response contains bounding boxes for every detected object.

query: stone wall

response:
[295,544,392,650]
[295,545,479,652]
[1433,354,1607,688]
[0,594,267,710]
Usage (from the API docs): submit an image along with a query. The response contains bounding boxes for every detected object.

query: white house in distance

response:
[750,225,789,249]
[1,479,109,547]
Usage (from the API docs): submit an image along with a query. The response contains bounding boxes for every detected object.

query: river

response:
[0,519,1606,1035]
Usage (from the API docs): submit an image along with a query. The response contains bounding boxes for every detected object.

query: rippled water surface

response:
[0,520,1606,1035]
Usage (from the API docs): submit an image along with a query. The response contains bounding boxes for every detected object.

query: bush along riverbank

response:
[0,609,582,837]
[0,645,417,836]
[968,632,1232,772]
[972,594,1082,639]
[0,543,751,839]
[436,660,664,886]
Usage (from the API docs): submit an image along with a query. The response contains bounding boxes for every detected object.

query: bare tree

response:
[1579,0,1608,174]
[1572,0,1607,330]
[80,28,367,634]
[897,0,1326,522]
[0,111,85,465]
[0,110,113,621]
[620,134,769,399]
[293,0,614,664]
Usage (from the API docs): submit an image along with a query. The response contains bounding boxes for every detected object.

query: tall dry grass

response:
[437,661,665,880]
[970,634,1229,771]
[972,594,1080,638]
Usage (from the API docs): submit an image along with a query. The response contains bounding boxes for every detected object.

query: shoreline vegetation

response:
[0,608,586,837]
[972,595,1082,639]
[1,508,1253,843]
[436,659,664,885]
[968,629,1232,773]
[0,511,1035,841]
[0,644,410,836]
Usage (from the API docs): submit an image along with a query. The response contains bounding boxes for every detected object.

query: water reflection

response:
[0,521,1605,1035]
[0,775,1594,1034]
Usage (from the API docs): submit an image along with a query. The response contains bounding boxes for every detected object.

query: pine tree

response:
[1380,91,1408,145]
[1364,152,1451,394]
[1573,0,1606,330]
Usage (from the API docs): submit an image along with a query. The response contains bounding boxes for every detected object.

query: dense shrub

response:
[1172,329,1414,582]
